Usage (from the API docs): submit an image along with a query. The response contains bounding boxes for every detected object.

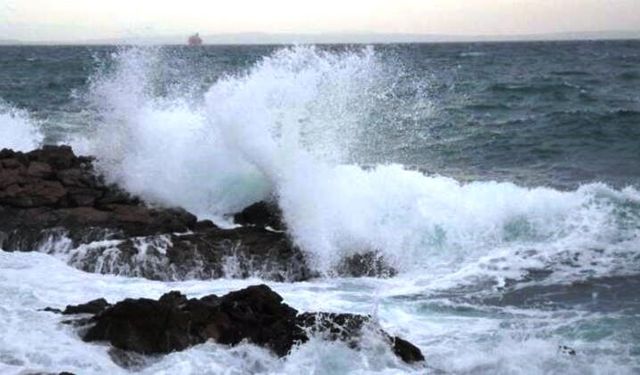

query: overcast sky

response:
[2,0,640,42]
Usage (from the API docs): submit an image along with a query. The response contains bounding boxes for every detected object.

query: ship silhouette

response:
[188,33,203,46]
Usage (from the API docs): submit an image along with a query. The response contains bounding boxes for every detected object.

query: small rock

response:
[559,345,576,356]
[63,298,110,315]
[337,252,397,278]
[233,201,284,230]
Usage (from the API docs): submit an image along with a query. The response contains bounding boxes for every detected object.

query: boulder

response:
[55,285,423,365]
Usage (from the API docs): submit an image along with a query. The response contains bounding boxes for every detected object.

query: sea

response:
[0,40,639,374]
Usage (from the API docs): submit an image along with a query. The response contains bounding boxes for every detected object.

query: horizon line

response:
[3,29,640,46]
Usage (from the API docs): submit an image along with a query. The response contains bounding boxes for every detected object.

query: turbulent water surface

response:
[0,41,639,374]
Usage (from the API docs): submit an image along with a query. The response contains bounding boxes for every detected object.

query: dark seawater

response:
[0,41,639,374]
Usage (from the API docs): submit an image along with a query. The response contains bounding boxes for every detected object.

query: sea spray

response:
[81,46,640,284]
[1,41,639,375]
[0,101,43,151]
[83,47,271,219]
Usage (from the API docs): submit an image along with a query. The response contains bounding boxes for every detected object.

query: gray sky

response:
[2,0,640,42]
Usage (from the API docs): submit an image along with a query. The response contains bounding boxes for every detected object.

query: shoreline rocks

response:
[0,146,311,281]
[50,284,424,366]
[0,145,396,280]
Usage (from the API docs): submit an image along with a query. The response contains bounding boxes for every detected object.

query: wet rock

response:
[0,146,197,240]
[0,146,310,282]
[296,312,370,347]
[42,298,111,316]
[81,285,301,355]
[63,226,311,282]
[0,179,67,207]
[559,345,576,356]
[66,285,423,364]
[233,200,284,230]
[336,251,397,278]
[297,312,424,363]
[63,298,111,315]
[27,145,76,169]
[392,336,426,363]
[107,348,148,370]
[26,161,54,179]
[41,307,63,314]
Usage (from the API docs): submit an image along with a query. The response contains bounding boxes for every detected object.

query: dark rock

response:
[0,180,67,207]
[0,146,310,282]
[28,145,76,169]
[297,312,424,363]
[392,336,426,363]
[0,146,197,238]
[64,226,311,282]
[337,251,397,278]
[83,297,194,353]
[67,187,103,206]
[82,285,302,356]
[71,285,423,365]
[63,298,110,315]
[193,219,216,231]
[107,348,148,370]
[26,161,54,179]
[41,307,63,314]
[296,312,370,347]
[233,201,284,230]
[559,345,576,356]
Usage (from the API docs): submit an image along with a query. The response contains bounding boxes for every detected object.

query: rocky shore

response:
[0,145,396,281]
[1,145,424,368]
[0,145,311,281]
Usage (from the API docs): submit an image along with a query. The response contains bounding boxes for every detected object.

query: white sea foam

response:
[0,101,43,151]
[1,250,637,375]
[75,46,640,286]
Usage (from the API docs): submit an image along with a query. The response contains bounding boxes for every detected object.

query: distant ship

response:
[188,33,203,46]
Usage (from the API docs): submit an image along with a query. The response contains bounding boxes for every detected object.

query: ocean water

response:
[0,41,639,374]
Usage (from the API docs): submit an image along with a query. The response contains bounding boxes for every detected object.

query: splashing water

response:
[1,43,640,374]
[77,46,640,284]
[0,102,43,151]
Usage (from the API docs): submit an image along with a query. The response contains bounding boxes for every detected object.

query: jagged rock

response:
[233,200,284,230]
[0,146,197,242]
[63,298,111,315]
[52,226,311,282]
[0,146,311,282]
[57,285,423,365]
[297,312,424,363]
[42,298,111,316]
